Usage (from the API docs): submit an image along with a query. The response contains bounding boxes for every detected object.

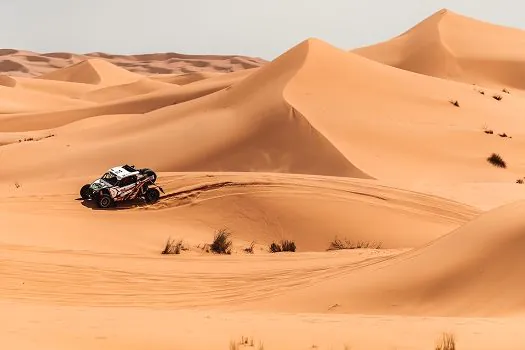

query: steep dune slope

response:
[243,200,525,317]
[283,39,525,183]
[352,9,525,90]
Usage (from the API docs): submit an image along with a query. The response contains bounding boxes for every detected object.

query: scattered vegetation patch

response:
[17,134,55,143]
[503,88,510,94]
[487,153,506,168]
[210,228,232,254]
[516,178,524,184]
[449,99,460,107]
[483,129,493,134]
[269,239,296,253]
[327,236,382,251]
[493,94,502,101]
[435,332,456,350]
[161,237,187,254]
[498,132,508,138]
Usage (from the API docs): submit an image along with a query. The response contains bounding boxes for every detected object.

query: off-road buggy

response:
[80,164,164,208]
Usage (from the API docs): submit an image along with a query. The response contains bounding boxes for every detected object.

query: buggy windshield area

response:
[101,171,118,186]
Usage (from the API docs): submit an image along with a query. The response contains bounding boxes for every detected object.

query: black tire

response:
[96,194,114,208]
[144,188,160,204]
[141,168,157,183]
[80,184,91,199]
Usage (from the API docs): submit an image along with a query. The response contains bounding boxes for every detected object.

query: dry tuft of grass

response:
[327,236,382,251]
[269,239,296,253]
[161,237,187,254]
[435,332,455,350]
[244,241,255,254]
[487,153,506,168]
[493,94,503,101]
[449,99,459,107]
[503,88,510,94]
[229,336,263,350]
[210,228,232,254]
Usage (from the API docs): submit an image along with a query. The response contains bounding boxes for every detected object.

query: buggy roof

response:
[108,165,139,179]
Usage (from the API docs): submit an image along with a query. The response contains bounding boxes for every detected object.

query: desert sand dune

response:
[0,173,478,255]
[241,200,525,317]
[353,8,525,90]
[0,68,253,132]
[3,9,525,350]
[2,38,525,183]
[37,58,146,86]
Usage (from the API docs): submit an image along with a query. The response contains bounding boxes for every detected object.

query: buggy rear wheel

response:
[80,184,91,199]
[145,187,160,204]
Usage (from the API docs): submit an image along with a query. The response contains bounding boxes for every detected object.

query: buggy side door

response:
[117,175,138,199]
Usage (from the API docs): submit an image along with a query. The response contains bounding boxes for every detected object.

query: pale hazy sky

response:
[1,0,523,60]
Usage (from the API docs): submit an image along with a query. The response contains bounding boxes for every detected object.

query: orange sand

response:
[2,8,525,350]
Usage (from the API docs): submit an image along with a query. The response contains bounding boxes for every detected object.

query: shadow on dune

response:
[78,197,151,211]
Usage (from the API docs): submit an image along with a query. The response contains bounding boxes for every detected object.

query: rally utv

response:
[80,165,164,208]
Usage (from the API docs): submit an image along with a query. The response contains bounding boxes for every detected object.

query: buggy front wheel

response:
[97,194,114,208]
[80,184,91,199]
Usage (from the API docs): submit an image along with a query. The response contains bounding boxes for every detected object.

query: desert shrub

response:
[517,178,524,184]
[487,153,506,168]
[161,237,186,254]
[503,88,510,94]
[327,236,382,250]
[269,240,296,253]
[210,228,232,254]
[449,100,459,107]
[269,242,281,253]
[498,132,508,137]
[483,129,493,134]
[493,94,502,101]
[244,241,255,254]
[280,239,296,252]
[435,332,455,350]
